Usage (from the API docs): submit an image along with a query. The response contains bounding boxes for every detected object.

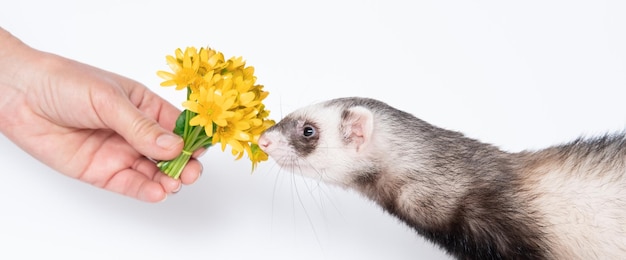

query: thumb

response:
[105,98,183,161]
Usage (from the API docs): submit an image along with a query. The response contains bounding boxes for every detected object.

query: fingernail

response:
[198,163,204,177]
[173,182,182,193]
[191,164,203,184]
[156,134,182,150]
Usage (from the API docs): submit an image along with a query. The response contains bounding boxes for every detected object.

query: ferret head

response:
[258,98,378,186]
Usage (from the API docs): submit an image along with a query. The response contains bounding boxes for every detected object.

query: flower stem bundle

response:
[156,47,275,179]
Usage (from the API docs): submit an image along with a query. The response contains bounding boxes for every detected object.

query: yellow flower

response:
[157,47,204,90]
[213,111,252,153]
[183,86,237,137]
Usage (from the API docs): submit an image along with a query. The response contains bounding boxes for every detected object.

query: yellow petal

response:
[202,70,215,83]
[199,48,208,64]
[159,80,176,87]
[233,149,244,160]
[239,92,255,105]
[204,123,214,137]
[236,121,251,129]
[243,66,255,77]
[235,131,250,141]
[214,118,228,126]
[208,51,224,67]
[165,55,181,71]
[250,118,262,127]
[258,90,269,100]
[156,71,175,80]
[192,53,200,71]
[182,101,198,112]
[220,140,228,151]
[175,48,184,60]
[229,139,244,154]
[189,115,207,126]
[227,56,245,70]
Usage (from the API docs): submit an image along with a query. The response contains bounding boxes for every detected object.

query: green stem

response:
[184,124,203,150]
[157,100,219,179]
[183,109,192,140]
[157,106,203,179]
[190,134,213,151]
[157,150,192,179]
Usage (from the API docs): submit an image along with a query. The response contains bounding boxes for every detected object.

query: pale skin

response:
[0,27,202,202]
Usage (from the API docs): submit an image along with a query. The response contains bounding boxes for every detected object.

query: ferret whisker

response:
[299,159,348,223]
[269,160,283,238]
[282,154,347,220]
[308,171,348,225]
[289,162,326,254]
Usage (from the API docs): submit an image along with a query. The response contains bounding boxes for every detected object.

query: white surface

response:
[1,1,625,259]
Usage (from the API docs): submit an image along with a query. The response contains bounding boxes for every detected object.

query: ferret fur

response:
[258,97,626,260]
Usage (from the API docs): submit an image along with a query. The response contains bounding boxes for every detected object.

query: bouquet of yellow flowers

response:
[156,47,275,179]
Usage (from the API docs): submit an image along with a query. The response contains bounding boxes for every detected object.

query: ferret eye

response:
[302,125,316,137]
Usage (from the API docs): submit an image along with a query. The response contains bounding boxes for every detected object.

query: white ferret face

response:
[258,101,374,186]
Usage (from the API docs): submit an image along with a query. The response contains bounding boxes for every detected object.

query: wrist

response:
[0,28,41,92]
[0,28,43,135]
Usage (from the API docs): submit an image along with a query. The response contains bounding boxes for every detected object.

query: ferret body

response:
[258,97,626,260]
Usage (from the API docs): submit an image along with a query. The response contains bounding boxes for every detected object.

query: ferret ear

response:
[341,106,374,152]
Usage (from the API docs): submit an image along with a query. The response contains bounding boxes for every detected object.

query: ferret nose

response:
[258,135,272,151]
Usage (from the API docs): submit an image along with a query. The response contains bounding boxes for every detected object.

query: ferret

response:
[257,97,626,260]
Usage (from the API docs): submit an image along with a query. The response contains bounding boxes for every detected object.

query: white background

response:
[1,1,625,259]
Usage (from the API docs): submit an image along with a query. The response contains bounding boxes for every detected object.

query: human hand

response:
[0,28,202,202]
